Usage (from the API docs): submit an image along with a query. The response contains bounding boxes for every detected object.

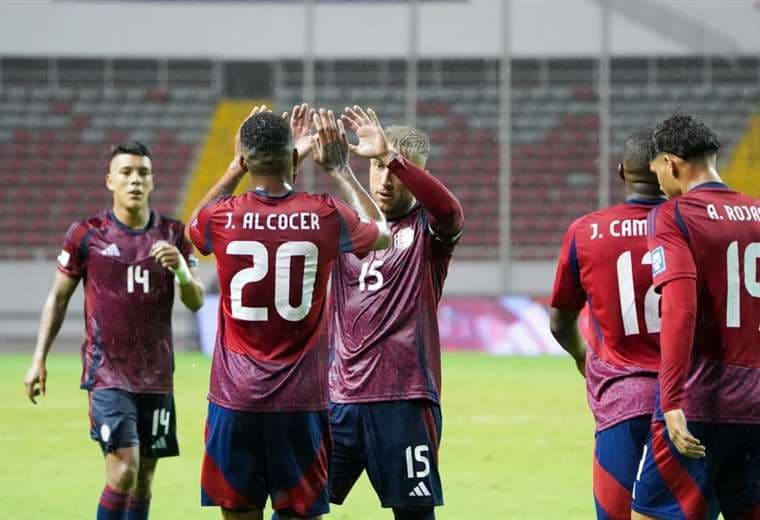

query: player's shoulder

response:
[65,210,109,237]
[154,212,185,233]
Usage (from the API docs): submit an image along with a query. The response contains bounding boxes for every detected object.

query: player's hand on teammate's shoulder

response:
[150,240,182,271]
[663,408,706,459]
[341,106,395,165]
[23,357,47,405]
[312,108,350,172]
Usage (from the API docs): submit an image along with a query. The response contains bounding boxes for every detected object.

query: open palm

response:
[341,106,390,159]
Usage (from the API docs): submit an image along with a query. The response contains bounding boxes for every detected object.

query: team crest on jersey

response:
[57,249,70,267]
[394,227,414,249]
[651,246,666,276]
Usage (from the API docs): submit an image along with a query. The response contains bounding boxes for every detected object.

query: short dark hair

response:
[622,127,653,174]
[110,141,151,159]
[240,112,292,156]
[650,113,720,161]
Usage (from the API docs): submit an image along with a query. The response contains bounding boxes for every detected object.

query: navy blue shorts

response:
[201,402,331,517]
[632,421,760,520]
[329,400,443,509]
[593,416,650,519]
[88,388,178,458]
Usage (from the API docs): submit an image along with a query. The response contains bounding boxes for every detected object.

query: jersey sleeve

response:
[647,202,696,292]
[56,222,89,279]
[175,223,199,268]
[332,198,380,259]
[550,219,586,311]
[188,202,217,256]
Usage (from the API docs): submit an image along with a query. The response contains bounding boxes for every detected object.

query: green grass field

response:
[0,353,595,519]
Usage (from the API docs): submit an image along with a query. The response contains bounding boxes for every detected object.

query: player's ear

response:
[105,173,115,192]
[617,163,624,181]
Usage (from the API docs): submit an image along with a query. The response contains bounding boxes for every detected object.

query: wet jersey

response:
[57,209,195,393]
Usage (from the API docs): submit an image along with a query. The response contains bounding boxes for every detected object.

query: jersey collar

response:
[690,181,729,192]
[624,197,666,206]
[108,209,156,234]
[253,188,295,200]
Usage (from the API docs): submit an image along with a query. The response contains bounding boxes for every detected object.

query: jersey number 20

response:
[226,240,318,322]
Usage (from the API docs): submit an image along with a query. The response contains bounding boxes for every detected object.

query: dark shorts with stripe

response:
[329,399,443,509]
[593,416,650,520]
[201,402,331,517]
[88,388,179,458]
[632,420,760,520]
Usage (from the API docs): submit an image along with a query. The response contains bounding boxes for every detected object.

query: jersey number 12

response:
[616,251,660,335]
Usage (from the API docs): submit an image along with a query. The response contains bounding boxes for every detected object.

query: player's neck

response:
[684,168,723,193]
[249,174,293,197]
[383,198,417,220]
[112,204,151,230]
[625,182,666,202]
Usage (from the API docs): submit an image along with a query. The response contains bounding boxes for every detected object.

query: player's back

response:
[651,183,760,421]
[553,200,662,430]
[190,189,378,412]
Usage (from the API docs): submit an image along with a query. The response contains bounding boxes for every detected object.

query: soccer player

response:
[188,104,390,520]
[327,107,464,520]
[632,113,760,519]
[550,128,665,519]
[23,141,205,520]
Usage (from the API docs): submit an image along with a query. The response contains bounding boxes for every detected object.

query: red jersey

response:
[57,210,195,393]
[551,200,662,431]
[329,205,457,404]
[647,183,760,423]
[188,189,379,412]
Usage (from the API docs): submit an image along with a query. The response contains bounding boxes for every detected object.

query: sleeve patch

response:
[57,249,70,267]
[651,246,666,276]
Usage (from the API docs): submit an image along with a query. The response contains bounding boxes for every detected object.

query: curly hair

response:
[240,112,292,155]
[110,141,151,159]
[650,113,720,161]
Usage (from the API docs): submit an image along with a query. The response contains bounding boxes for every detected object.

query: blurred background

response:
[1,0,760,354]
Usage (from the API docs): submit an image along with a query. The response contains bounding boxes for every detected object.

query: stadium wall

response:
[2,0,760,58]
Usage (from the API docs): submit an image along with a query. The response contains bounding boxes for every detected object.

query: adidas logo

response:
[152,437,167,450]
[101,244,121,257]
[408,482,431,497]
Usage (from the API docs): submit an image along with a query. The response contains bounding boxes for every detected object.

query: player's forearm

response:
[387,156,464,236]
[330,166,386,227]
[32,290,71,362]
[549,308,585,361]
[188,160,246,227]
[179,278,204,312]
[659,278,697,412]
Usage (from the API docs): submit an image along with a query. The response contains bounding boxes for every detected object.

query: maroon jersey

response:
[551,201,662,431]
[188,189,379,412]
[57,210,195,393]
[647,183,760,423]
[329,205,457,404]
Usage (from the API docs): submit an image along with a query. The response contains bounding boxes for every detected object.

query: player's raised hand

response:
[24,359,47,405]
[234,104,272,170]
[283,103,316,167]
[663,408,706,459]
[312,108,350,172]
[151,240,182,270]
[341,106,393,163]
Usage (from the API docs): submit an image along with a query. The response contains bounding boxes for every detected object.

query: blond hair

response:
[385,126,430,162]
